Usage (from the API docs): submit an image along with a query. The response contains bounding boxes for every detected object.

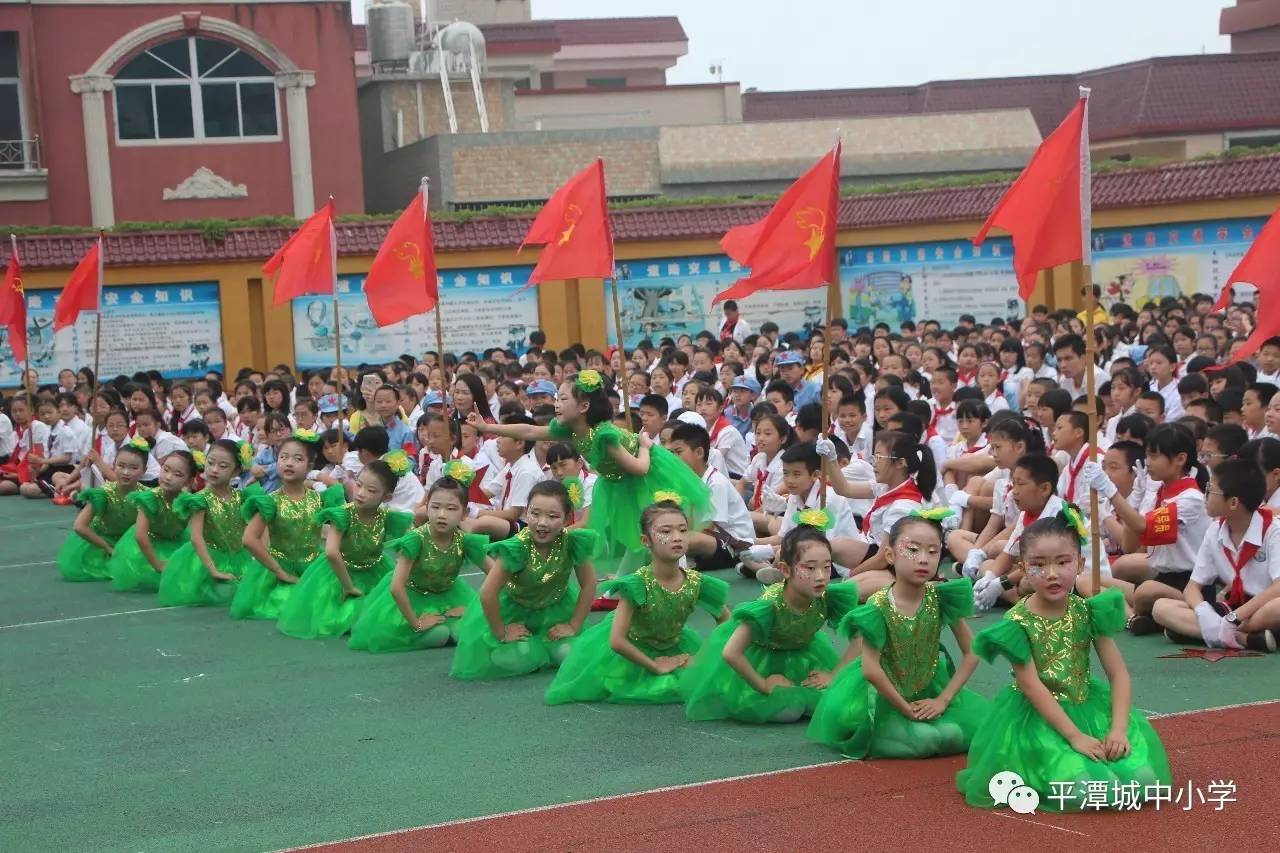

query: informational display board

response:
[1090,217,1266,308]
[291,265,539,369]
[0,282,224,386]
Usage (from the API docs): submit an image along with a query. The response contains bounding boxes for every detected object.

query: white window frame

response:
[0,31,33,166]
[112,36,281,147]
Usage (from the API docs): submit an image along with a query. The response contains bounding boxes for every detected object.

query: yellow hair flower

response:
[1060,504,1089,545]
[190,450,207,472]
[910,507,955,523]
[575,369,604,393]
[563,476,585,510]
[292,428,320,445]
[653,490,684,506]
[381,449,412,478]
[443,459,475,487]
[236,440,255,469]
[794,507,835,532]
[125,436,151,453]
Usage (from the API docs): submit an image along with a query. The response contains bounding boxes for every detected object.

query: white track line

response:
[0,606,173,630]
[1150,698,1279,719]
[274,760,854,850]
[989,811,1089,837]
[0,520,72,531]
[0,559,55,569]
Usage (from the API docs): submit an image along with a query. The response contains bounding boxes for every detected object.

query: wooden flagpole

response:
[1076,86,1102,597]
[328,198,345,458]
[90,230,104,406]
[818,263,839,510]
[610,277,632,423]
[9,234,32,402]
[421,179,451,419]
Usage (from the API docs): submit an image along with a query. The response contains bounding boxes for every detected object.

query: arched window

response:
[114,36,279,142]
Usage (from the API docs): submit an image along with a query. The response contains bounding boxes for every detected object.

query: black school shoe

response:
[1128,614,1161,635]
[1163,628,1203,646]
[1244,630,1277,653]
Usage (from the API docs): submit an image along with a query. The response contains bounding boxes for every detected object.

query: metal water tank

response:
[367,1,415,65]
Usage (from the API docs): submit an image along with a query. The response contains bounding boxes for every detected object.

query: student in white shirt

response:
[133,409,187,484]
[1253,336,1280,387]
[1152,458,1280,652]
[0,396,49,496]
[0,410,14,462]
[1052,333,1109,400]
[1240,383,1275,440]
[1104,366,1142,443]
[469,415,545,541]
[694,387,749,478]
[665,422,754,573]
[1083,423,1208,634]
[545,441,598,517]
[36,393,92,496]
[1145,345,1184,422]
[744,413,789,536]
[343,428,425,514]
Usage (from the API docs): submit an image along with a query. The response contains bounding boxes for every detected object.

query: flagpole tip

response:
[1079,86,1092,99]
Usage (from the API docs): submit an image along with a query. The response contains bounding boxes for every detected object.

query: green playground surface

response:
[1,497,1276,853]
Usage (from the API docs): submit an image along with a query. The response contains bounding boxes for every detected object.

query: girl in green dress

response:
[108,447,196,592]
[957,510,1172,811]
[467,369,711,569]
[809,509,988,758]
[157,439,261,607]
[233,431,343,620]
[277,455,414,639]
[57,438,148,582]
[450,480,598,680]
[349,467,488,652]
[546,498,730,705]
[682,525,861,724]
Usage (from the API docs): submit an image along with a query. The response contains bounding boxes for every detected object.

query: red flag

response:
[712,143,841,303]
[54,237,103,330]
[263,199,336,306]
[520,159,613,285]
[1211,206,1280,367]
[974,93,1091,301]
[364,187,438,326]
[1212,206,1280,312]
[0,240,26,363]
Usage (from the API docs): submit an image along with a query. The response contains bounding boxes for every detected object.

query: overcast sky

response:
[358,0,1232,91]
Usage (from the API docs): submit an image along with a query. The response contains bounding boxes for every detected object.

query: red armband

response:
[1139,503,1179,547]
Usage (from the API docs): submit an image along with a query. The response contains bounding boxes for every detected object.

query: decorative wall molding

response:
[162,167,248,200]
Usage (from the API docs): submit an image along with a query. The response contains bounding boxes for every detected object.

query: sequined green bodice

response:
[869,583,943,698]
[627,566,702,651]
[505,528,573,609]
[340,504,388,572]
[202,490,246,552]
[269,490,323,565]
[91,483,137,538]
[407,528,467,594]
[756,583,826,651]
[561,420,638,482]
[147,489,186,540]
[1008,595,1092,704]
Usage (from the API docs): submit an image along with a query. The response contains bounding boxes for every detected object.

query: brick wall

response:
[449,136,659,202]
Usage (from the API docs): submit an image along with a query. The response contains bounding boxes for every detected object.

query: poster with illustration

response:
[291,265,538,369]
[1090,218,1265,308]
[0,282,224,386]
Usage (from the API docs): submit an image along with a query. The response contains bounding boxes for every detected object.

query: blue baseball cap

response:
[316,393,349,414]
[421,391,445,407]
[774,351,805,367]
[527,379,558,397]
[731,376,761,395]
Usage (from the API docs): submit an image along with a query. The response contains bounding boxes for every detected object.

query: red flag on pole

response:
[974,93,1092,301]
[1207,205,1280,367]
[263,199,337,306]
[0,237,25,363]
[519,159,614,285]
[53,236,103,330]
[712,143,841,303]
[364,185,438,326]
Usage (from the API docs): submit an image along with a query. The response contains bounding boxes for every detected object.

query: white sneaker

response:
[755,566,785,585]
[743,544,775,562]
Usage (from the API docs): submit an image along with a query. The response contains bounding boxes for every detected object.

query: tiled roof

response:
[12,153,1280,271]
[352,24,367,52]
[544,17,687,46]
[476,21,561,55]
[743,52,1280,141]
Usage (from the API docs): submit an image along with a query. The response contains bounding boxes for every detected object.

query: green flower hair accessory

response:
[653,490,684,506]
[909,507,955,523]
[292,428,320,445]
[124,436,151,454]
[575,369,604,393]
[381,449,412,479]
[235,439,255,469]
[190,450,207,472]
[1059,504,1089,545]
[443,459,475,487]
[563,476,585,510]
[794,507,835,532]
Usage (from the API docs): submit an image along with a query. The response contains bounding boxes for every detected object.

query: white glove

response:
[961,548,986,580]
[973,572,1004,611]
[1194,601,1224,647]
[1080,461,1117,499]
[814,437,837,462]
[943,483,958,502]
[1131,464,1150,508]
[949,489,970,509]
[1218,612,1243,650]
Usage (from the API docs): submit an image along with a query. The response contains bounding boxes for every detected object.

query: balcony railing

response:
[0,137,42,171]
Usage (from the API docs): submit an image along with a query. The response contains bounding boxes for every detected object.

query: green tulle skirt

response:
[228,555,312,621]
[956,677,1171,811]
[276,555,393,639]
[156,543,256,608]
[808,656,988,759]
[108,529,186,592]
[348,573,477,653]
[545,617,703,705]
[449,587,580,681]
[681,620,839,724]
[589,448,713,567]
[57,532,117,582]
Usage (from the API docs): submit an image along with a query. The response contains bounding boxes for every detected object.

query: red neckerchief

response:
[1064,446,1095,503]
[13,422,28,460]
[1222,508,1273,609]
[957,368,976,386]
[927,403,953,440]
[709,416,731,443]
[1155,476,1200,506]
[961,440,989,455]
[861,479,924,534]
